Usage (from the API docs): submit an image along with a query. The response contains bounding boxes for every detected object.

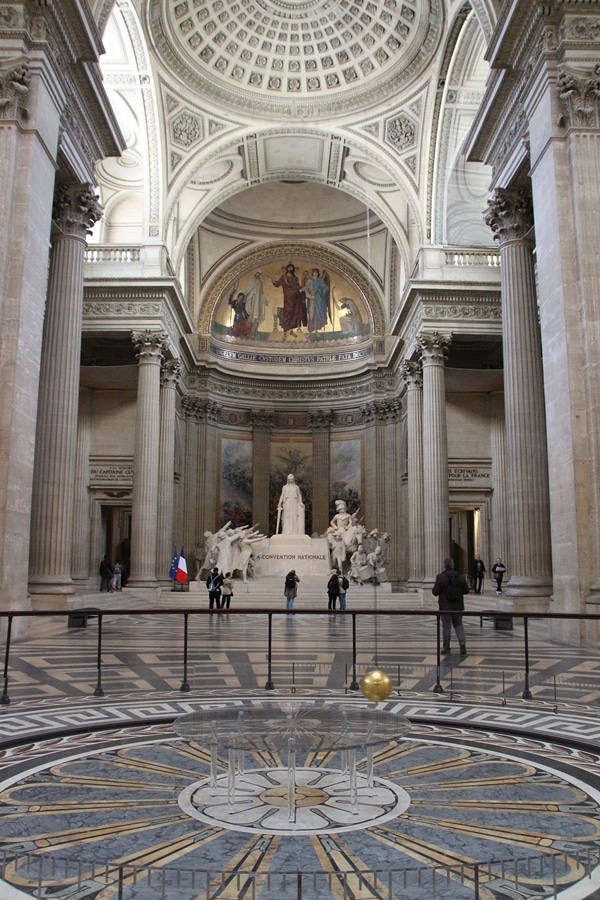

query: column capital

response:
[161,358,182,387]
[400,360,423,389]
[308,409,333,430]
[250,408,275,430]
[182,397,208,421]
[417,332,451,363]
[53,183,103,238]
[557,64,600,129]
[484,188,533,244]
[132,330,168,362]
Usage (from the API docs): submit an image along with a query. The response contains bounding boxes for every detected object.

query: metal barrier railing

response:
[0,607,600,706]
[1,846,597,899]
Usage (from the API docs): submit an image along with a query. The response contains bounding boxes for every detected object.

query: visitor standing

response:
[336,568,349,611]
[432,557,470,656]
[327,571,340,613]
[112,561,123,592]
[492,558,506,594]
[221,572,234,610]
[470,554,486,594]
[284,570,299,612]
[99,555,113,593]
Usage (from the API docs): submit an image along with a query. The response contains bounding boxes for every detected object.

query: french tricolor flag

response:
[175,546,188,583]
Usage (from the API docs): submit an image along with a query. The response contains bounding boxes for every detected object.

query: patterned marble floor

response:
[1,596,600,898]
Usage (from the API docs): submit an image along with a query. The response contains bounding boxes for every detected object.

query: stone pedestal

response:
[252,535,331,577]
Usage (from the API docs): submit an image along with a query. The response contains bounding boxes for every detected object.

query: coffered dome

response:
[153,0,443,115]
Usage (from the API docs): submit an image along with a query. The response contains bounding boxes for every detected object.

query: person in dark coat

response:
[432,558,470,656]
[327,571,340,613]
[470,554,486,594]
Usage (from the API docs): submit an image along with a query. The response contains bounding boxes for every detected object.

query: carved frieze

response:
[83,301,163,317]
[423,303,502,321]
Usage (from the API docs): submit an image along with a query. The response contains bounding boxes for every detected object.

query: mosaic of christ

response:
[211,255,371,345]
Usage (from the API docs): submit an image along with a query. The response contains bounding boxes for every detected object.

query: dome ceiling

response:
[154,0,443,116]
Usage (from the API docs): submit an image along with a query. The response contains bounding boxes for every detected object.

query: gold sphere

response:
[360,669,393,703]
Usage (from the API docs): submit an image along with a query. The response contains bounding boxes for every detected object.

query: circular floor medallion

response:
[178,766,410,834]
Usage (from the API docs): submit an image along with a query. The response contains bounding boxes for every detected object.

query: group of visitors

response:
[469,555,506,594]
[205,566,234,612]
[99,556,124,592]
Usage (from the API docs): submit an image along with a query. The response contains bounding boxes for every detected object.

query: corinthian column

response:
[309,410,333,535]
[28,184,102,605]
[418,333,451,583]
[157,359,182,583]
[401,361,424,586]
[485,189,552,609]
[127,331,167,588]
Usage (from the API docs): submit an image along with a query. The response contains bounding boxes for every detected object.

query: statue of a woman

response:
[277,474,305,535]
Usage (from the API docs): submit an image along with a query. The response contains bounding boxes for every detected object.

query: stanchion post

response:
[433,613,444,694]
[93,614,104,697]
[180,612,190,692]
[349,613,359,691]
[265,612,274,690]
[522,616,532,699]
[0,615,12,705]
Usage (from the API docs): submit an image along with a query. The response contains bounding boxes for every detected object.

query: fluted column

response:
[401,361,424,585]
[72,388,93,583]
[29,184,102,603]
[128,330,167,587]
[309,410,333,536]
[418,333,451,583]
[157,359,182,582]
[250,409,274,535]
[485,189,552,608]
[490,391,509,572]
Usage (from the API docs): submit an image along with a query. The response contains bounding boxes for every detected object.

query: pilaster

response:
[127,330,167,587]
[157,359,182,583]
[251,409,274,536]
[401,361,424,586]
[309,410,333,536]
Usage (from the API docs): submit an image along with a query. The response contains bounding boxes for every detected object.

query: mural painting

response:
[330,438,362,521]
[219,437,253,528]
[269,439,313,535]
[212,254,371,346]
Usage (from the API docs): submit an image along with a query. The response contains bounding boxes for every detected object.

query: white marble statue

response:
[276,473,305,535]
[198,523,266,579]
